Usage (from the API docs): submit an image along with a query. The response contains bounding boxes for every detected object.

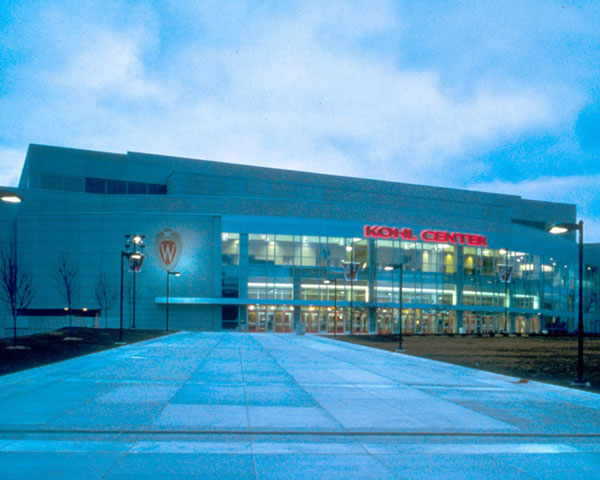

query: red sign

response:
[154,228,183,271]
[364,225,488,247]
[159,240,177,266]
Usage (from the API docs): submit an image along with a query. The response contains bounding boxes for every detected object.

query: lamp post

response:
[499,248,509,333]
[548,220,588,386]
[166,271,181,332]
[346,243,354,333]
[131,235,145,329]
[385,264,404,351]
[119,234,145,343]
[323,278,339,336]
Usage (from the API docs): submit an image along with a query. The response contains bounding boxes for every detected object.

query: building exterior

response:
[1,144,599,336]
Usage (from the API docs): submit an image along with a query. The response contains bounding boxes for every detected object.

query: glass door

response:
[377,310,394,334]
[247,308,267,332]
[304,311,319,333]
[327,310,344,333]
[275,311,293,332]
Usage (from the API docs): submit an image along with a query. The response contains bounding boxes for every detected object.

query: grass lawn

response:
[334,334,600,394]
[0,327,171,376]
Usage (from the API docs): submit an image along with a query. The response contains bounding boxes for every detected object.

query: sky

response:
[1,1,599,240]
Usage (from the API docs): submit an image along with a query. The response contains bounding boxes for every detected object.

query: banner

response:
[154,228,183,271]
[498,265,513,283]
[127,254,144,273]
[343,261,361,281]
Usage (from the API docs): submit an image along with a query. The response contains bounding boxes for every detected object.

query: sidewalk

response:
[0,332,599,479]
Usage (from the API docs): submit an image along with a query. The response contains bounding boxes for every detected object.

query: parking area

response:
[1,332,599,479]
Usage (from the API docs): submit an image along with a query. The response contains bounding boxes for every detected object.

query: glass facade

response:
[221,231,597,334]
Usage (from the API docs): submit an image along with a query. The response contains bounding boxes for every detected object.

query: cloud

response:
[10,0,568,189]
[468,175,600,242]
[52,30,161,99]
[0,148,26,186]
[0,1,596,239]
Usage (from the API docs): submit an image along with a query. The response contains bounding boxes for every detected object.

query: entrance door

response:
[303,311,319,333]
[275,311,293,333]
[377,310,394,334]
[247,309,267,332]
[404,309,415,334]
[327,310,344,333]
[266,312,275,332]
[352,310,369,334]
[421,311,436,334]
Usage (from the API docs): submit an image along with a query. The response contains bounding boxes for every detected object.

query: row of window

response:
[85,177,167,195]
[222,233,577,279]
[222,232,599,314]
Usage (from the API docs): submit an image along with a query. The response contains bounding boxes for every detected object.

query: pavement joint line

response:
[1,429,600,437]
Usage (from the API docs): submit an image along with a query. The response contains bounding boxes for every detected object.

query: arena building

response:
[1,144,599,336]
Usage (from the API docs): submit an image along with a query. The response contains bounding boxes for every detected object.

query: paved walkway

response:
[0,332,599,479]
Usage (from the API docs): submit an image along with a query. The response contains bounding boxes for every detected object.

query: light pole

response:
[548,220,588,386]
[499,248,509,334]
[323,278,338,336]
[385,264,404,351]
[346,243,354,333]
[166,271,181,332]
[119,234,145,343]
[131,235,145,329]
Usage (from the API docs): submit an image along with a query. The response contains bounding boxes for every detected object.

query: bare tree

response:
[53,255,80,335]
[94,272,116,328]
[0,243,35,346]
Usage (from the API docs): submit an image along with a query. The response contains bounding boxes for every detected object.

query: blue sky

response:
[1,1,599,240]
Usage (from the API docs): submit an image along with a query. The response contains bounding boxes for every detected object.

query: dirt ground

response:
[335,334,600,394]
[0,328,170,376]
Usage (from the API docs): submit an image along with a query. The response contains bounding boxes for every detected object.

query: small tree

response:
[0,243,35,346]
[53,254,80,335]
[94,272,116,328]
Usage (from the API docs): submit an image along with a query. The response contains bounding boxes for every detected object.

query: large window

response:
[221,231,584,325]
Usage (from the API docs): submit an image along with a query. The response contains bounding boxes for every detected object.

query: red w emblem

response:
[160,240,177,266]
[154,229,183,271]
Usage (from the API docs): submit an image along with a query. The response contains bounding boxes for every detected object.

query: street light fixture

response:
[119,234,145,343]
[385,264,404,351]
[548,220,589,386]
[0,192,22,203]
[166,271,181,332]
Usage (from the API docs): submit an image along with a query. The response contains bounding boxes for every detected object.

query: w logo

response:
[154,229,182,271]
[160,241,177,265]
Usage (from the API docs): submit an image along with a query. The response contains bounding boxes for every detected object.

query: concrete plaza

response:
[0,332,599,479]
